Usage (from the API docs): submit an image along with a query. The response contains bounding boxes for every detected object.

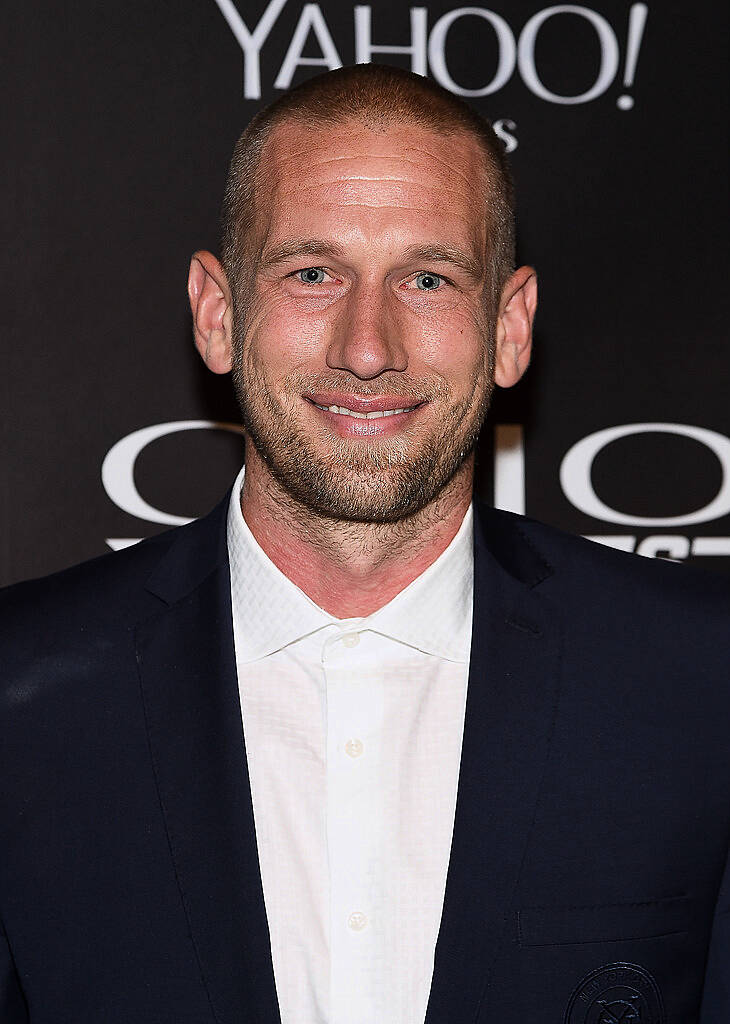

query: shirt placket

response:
[322,627,385,1024]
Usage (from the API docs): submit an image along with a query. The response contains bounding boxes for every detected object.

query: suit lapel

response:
[426,505,562,1022]
[135,500,280,1024]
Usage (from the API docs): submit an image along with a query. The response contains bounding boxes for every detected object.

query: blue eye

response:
[299,267,326,284]
[415,272,442,290]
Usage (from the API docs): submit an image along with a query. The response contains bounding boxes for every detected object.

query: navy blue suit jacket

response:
[1,495,729,1022]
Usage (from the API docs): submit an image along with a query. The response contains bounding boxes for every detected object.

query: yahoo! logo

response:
[214,0,648,110]
[102,420,730,561]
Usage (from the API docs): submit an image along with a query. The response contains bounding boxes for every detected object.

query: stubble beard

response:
[232,339,494,526]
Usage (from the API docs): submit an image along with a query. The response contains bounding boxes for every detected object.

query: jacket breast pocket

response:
[517,894,692,947]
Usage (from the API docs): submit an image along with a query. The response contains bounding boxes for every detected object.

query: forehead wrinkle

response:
[268,168,481,216]
[310,202,482,229]
[273,176,478,212]
[276,176,469,196]
[274,191,475,214]
[280,149,474,175]
[275,156,478,194]
[267,134,483,191]
[261,205,485,256]
[299,173,457,185]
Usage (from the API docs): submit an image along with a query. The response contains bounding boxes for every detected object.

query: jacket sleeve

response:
[701,840,730,1021]
[0,917,28,1022]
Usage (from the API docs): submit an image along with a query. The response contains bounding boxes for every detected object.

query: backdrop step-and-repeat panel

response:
[4,1,728,585]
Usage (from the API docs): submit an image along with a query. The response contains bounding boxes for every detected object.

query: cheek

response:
[413,308,490,378]
[242,290,333,376]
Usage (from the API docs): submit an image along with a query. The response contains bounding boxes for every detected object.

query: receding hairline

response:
[255,112,494,208]
[257,112,492,173]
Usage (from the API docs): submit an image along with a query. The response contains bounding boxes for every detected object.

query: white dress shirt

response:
[227,465,474,1024]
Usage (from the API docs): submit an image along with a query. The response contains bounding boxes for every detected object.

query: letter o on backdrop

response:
[518,5,619,104]
[101,420,245,526]
[428,8,516,97]
[560,422,730,527]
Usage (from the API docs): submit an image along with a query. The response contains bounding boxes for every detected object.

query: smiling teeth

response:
[314,404,414,419]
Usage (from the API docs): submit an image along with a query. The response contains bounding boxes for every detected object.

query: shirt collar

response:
[227,464,474,664]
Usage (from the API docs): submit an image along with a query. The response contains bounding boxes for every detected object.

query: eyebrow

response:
[259,239,346,270]
[400,243,484,281]
[259,238,484,280]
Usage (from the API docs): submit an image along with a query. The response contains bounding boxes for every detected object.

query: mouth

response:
[309,402,420,420]
[303,393,426,436]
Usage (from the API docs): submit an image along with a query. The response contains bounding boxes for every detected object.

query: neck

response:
[239,453,474,619]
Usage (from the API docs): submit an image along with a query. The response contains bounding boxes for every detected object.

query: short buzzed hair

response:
[220,63,515,312]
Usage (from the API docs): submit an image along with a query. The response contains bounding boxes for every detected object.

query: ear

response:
[493,266,538,389]
[188,250,234,374]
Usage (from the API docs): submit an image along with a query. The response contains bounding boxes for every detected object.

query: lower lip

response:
[307,401,424,437]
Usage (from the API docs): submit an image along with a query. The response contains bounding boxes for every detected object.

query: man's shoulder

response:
[1,494,229,642]
[479,502,730,616]
[1,527,178,640]
[479,506,730,731]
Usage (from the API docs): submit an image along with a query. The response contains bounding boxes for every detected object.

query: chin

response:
[271,448,468,525]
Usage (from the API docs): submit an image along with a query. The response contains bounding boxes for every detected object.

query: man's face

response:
[232,118,496,523]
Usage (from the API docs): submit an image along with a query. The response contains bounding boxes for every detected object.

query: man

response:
[0,63,728,1023]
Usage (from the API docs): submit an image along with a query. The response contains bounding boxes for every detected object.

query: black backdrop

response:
[4,1,729,586]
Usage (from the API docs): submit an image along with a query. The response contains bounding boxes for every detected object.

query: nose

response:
[326,280,408,380]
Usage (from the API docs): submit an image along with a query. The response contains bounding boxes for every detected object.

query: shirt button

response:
[347,911,368,931]
[341,632,360,648]
[345,738,364,758]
